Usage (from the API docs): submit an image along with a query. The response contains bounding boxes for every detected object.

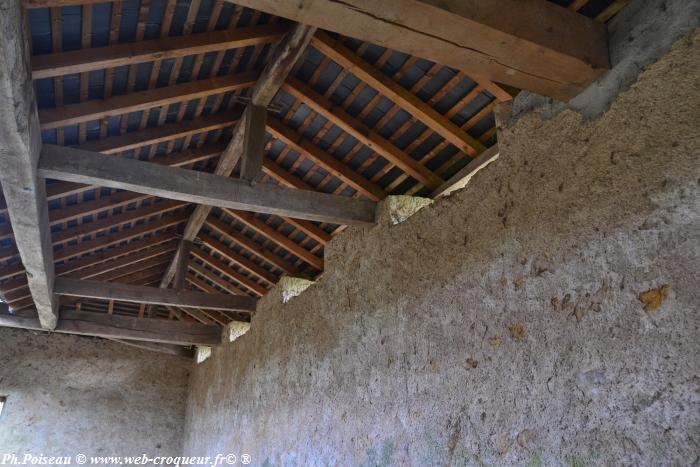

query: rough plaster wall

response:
[182,32,700,466]
[0,328,190,460]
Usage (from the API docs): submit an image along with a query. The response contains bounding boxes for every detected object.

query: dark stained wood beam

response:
[0,0,58,328]
[38,145,377,226]
[224,0,609,100]
[31,24,287,79]
[0,310,221,346]
[54,278,258,313]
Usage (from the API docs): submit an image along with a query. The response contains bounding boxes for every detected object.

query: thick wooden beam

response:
[31,24,286,79]
[39,145,377,226]
[54,278,258,312]
[240,105,267,184]
[0,310,221,346]
[39,73,257,130]
[225,0,609,100]
[311,32,486,156]
[0,0,58,328]
[158,24,317,288]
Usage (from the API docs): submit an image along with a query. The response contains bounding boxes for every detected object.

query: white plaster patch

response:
[280,276,314,303]
[195,346,211,363]
[387,195,433,225]
[228,321,251,342]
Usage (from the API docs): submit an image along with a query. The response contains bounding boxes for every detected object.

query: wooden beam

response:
[39,145,377,226]
[431,144,500,198]
[0,0,58,328]
[224,0,609,100]
[172,240,193,291]
[31,24,287,79]
[311,32,486,156]
[157,23,317,288]
[240,104,267,184]
[39,73,257,130]
[54,278,258,312]
[0,310,221,346]
[283,78,444,189]
[105,338,195,358]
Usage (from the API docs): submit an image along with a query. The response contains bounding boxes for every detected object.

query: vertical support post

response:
[0,0,58,329]
[239,104,267,184]
[173,239,193,291]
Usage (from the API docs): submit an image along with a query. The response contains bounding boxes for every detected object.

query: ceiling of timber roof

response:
[0,0,629,327]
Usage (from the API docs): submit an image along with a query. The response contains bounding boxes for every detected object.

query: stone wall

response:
[0,328,190,461]
[182,31,700,466]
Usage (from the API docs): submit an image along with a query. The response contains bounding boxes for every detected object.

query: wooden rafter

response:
[31,24,287,79]
[190,245,267,297]
[283,78,444,189]
[39,73,257,130]
[311,32,487,156]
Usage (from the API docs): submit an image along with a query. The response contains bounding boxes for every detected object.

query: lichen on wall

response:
[0,328,190,461]
[182,31,700,466]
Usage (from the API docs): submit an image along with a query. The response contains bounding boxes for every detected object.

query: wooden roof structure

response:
[0,0,629,350]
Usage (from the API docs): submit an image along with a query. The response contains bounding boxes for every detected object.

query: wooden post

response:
[0,0,58,329]
[239,104,267,184]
